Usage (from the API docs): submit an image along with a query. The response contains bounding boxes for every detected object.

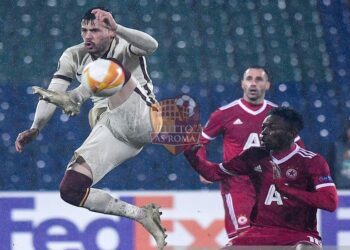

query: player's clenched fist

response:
[15,128,39,152]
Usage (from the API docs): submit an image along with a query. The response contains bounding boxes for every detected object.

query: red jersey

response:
[218,145,336,236]
[202,98,277,164]
[200,98,277,238]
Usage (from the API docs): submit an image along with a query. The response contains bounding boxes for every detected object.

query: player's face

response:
[260,115,294,151]
[241,68,270,104]
[81,19,114,58]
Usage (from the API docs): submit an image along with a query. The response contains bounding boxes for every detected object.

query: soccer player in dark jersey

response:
[185,107,338,249]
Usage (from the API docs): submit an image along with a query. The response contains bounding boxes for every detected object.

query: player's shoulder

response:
[63,42,86,54]
[218,99,240,111]
[265,99,278,108]
[296,147,319,159]
[60,42,88,61]
[241,146,270,161]
[296,147,327,166]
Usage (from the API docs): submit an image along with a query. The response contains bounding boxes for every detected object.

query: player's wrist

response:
[31,127,40,135]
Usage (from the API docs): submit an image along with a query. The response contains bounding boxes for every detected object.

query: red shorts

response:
[228,225,322,247]
[221,177,256,238]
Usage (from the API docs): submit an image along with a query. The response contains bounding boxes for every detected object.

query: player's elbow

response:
[326,196,338,212]
[324,189,338,212]
[145,39,158,54]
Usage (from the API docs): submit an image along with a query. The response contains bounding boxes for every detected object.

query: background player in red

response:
[198,66,277,239]
[185,107,338,249]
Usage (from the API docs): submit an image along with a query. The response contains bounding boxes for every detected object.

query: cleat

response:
[139,203,167,250]
[32,86,81,116]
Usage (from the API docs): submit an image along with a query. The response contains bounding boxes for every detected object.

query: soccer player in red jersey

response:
[199,67,276,239]
[185,107,338,249]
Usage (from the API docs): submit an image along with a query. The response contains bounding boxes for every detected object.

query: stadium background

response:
[0,0,350,248]
[1,0,349,190]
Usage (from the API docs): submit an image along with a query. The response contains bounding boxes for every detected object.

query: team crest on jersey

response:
[286,168,298,179]
[151,95,201,154]
[237,215,248,225]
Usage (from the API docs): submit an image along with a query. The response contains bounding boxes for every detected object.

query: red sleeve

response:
[184,145,241,181]
[306,154,335,189]
[197,109,224,161]
[200,109,224,144]
[274,155,338,212]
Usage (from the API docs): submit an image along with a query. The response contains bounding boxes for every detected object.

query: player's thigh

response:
[68,124,142,185]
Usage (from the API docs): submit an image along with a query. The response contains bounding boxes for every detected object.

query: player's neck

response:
[271,143,297,160]
[241,98,264,107]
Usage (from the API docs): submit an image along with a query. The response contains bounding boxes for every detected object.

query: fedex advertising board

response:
[0,191,349,250]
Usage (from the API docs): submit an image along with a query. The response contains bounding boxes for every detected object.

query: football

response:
[81,58,126,97]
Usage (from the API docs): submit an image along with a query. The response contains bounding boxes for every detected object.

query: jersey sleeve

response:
[53,49,77,82]
[201,109,224,143]
[308,154,336,190]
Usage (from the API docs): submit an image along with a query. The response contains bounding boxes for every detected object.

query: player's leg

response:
[59,124,167,249]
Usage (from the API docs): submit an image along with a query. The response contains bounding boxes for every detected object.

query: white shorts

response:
[68,92,154,185]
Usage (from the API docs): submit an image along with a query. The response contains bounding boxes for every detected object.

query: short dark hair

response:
[243,66,270,81]
[82,7,113,21]
[268,107,304,133]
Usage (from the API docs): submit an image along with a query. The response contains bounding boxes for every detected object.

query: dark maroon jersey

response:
[219,145,336,236]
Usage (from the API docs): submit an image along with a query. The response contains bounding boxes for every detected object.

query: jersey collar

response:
[271,144,300,164]
[238,99,267,115]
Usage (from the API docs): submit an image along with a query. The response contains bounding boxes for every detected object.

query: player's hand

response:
[273,178,289,194]
[92,9,118,33]
[183,144,203,155]
[199,175,213,184]
[15,128,39,152]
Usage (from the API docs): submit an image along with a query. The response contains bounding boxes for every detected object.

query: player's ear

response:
[288,129,298,142]
[266,80,271,90]
[108,28,116,38]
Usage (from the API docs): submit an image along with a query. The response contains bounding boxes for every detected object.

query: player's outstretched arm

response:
[91,9,158,56]
[16,79,71,152]
[15,128,39,152]
[184,145,226,182]
[274,154,338,212]
[274,180,338,212]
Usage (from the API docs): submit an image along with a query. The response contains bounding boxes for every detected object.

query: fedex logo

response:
[0,193,226,249]
[0,197,134,250]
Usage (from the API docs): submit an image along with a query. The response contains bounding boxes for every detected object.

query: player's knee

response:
[59,170,92,206]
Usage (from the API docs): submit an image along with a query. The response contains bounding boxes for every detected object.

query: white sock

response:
[83,188,146,221]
